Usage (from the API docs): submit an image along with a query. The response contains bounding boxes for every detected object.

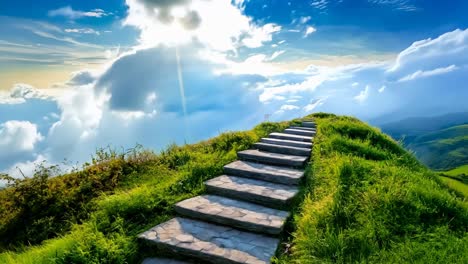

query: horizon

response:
[1,0,468,177]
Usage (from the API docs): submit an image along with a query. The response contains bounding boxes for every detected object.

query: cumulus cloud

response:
[125,0,280,51]
[242,23,282,48]
[304,98,326,112]
[304,26,317,37]
[67,70,97,86]
[0,84,52,104]
[354,85,370,103]
[0,121,43,155]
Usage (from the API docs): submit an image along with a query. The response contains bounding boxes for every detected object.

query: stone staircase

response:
[139,121,316,264]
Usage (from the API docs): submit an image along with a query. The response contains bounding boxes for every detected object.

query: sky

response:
[1,0,468,177]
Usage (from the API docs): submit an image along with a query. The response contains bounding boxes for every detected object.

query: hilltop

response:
[1,113,467,263]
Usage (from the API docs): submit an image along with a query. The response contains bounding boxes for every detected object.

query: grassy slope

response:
[406,125,468,170]
[438,164,468,198]
[438,177,468,198]
[2,114,468,263]
[278,113,468,263]
[444,164,468,176]
[0,122,289,264]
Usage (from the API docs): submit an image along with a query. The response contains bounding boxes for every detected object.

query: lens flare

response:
[175,46,190,142]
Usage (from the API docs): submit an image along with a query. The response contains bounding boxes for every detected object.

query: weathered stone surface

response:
[142,257,190,264]
[205,175,299,208]
[139,217,279,264]
[253,142,311,156]
[238,149,308,167]
[302,121,316,128]
[289,126,316,131]
[269,132,313,142]
[283,128,316,137]
[260,137,313,148]
[175,195,289,235]
[224,160,304,185]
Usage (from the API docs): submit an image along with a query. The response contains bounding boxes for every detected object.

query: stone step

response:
[269,132,313,142]
[205,175,299,209]
[253,142,311,156]
[224,160,304,185]
[289,126,316,131]
[238,149,308,167]
[261,137,313,148]
[139,217,278,264]
[142,258,190,264]
[283,128,316,137]
[302,121,316,128]
[175,195,289,235]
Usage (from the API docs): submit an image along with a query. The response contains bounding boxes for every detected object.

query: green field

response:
[380,114,468,171]
[1,114,467,263]
[439,176,468,198]
[444,164,468,176]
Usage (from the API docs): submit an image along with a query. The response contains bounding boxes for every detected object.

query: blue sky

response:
[1,0,468,177]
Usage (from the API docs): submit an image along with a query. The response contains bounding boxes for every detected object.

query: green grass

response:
[2,113,468,263]
[388,124,468,170]
[0,121,290,263]
[444,164,468,176]
[275,113,468,263]
[438,176,468,198]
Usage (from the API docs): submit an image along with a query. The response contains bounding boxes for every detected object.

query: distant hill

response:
[379,112,468,170]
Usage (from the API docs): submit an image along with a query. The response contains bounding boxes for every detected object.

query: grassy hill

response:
[379,113,468,170]
[1,114,467,263]
[438,165,468,198]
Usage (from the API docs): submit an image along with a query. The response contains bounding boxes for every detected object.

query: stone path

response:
[139,121,315,263]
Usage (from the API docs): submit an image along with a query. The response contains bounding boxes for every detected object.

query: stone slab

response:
[142,257,190,264]
[139,217,279,264]
[253,142,310,156]
[302,121,316,128]
[288,126,316,131]
[205,175,299,208]
[175,195,289,235]
[269,132,313,142]
[283,128,316,137]
[238,149,308,167]
[224,160,304,185]
[260,137,313,149]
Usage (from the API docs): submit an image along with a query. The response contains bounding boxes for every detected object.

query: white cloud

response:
[297,16,311,24]
[351,82,359,87]
[310,0,329,10]
[241,23,282,48]
[269,50,285,61]
[65,28,100,35]
[5,155,48,179]
[389,29,468,74]
[304,98,326,112]
[368,0,418,12]
[304,26,317,37]
[275,104,299,115]
[354,85,370,103]
[0,121,43,155]
[125,0,280,51]
[48,6,109,19]
[398,65,458,82]
[378,85,386,93]
[0,84,54,104]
